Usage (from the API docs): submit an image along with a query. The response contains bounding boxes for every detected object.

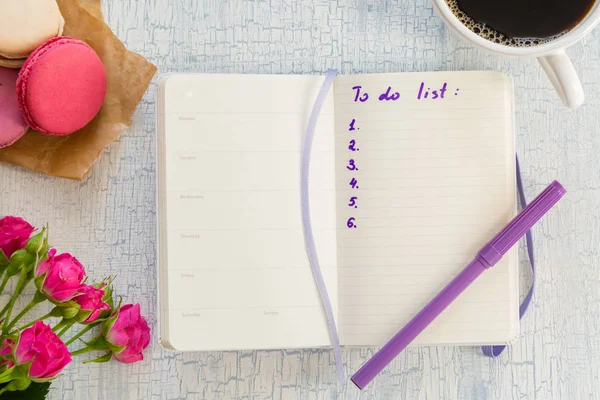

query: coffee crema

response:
[446,0,596,47]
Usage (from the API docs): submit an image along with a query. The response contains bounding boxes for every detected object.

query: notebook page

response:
[333,71,518,346]
[158,74,337,351]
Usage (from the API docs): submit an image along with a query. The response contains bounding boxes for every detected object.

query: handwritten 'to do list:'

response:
[351,82,461,103]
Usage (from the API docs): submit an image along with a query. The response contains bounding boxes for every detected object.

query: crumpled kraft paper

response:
[0,0,157,181]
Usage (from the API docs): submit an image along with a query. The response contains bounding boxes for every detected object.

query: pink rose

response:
[75,284,111,323]
[104,304,150,364]
[15,321,71,380]
[0,216,34,258]
[36,249,86,303]
[0,339,14,369]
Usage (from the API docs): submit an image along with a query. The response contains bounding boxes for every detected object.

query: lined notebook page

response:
[333,72,518,346]
[158,75,337,351]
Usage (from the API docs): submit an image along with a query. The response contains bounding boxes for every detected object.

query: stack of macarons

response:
[0,0,107,149]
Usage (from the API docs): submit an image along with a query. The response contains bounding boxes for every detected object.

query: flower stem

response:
[0,266,7,285]
[21,275,33,292]
[52,319,68,333]
[8,310,54,335]
[71,346,96,357]
[57,320,77,337]
[66,323,99,346]
[0,274,11,302]
[5,297,42,332]
[0,275,32,321]
[2,269,27,334]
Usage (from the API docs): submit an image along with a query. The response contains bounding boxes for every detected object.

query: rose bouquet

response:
[0,216,150,399]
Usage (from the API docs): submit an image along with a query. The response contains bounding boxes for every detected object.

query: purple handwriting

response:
[344,82,461,233]
[379,86,400,101]
[417,82,448,100]
[352,86,369,102]
[350,82,459,103]
[349,119,358,131]
[347,217,357,228]
[348,197,358,208]
[347,118,360,229]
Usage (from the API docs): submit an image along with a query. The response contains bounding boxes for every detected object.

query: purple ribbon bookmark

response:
[482,155,535,357]
[300,69,345,386]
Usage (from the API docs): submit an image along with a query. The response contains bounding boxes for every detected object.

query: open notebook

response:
[157,71,518,351]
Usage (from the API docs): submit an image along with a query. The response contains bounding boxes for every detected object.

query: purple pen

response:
[351,180,566,390]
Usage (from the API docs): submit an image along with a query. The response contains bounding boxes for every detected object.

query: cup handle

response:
[537,50,584,109]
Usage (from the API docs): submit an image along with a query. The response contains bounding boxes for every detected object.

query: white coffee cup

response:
[432,0,600,109]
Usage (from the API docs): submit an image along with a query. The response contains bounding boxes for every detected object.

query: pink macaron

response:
[17,36,107,136]
[0,67,28,148]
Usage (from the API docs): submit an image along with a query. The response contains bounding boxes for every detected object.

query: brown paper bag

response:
[78,0,104,20]
[0,0,157,181]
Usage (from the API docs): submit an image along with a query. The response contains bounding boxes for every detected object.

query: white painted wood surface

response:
[1,0,599,398]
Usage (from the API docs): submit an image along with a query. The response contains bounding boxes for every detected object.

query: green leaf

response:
[84,336,110,351]
[33,276,45,292]
[0,250,9,267]
[101,310,119,337]
[84,352,113,364]
[6,250,34,277]
[91,275,115,289]
[48,307,63,318]
[99,279,115,309]
[25,229,48,258]
[47,299,80,309]
[107,342,126,354]
[31,291,46,305]
[75,309,93,323]
[61,307,80,320]
[0,381,50,400]
[3,377,29,392]
[0,367,16,384]
[57,300,79,309]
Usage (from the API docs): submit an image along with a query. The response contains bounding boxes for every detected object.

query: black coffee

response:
[447,0,596,47]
